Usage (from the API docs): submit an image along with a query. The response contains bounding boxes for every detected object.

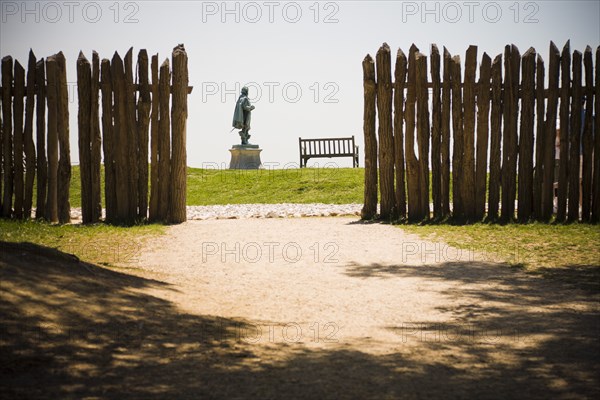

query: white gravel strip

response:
[186,203,362,220]
[62,199,564,221]
[67,203,363,221]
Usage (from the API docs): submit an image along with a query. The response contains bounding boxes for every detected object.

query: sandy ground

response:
[1,217,599,399]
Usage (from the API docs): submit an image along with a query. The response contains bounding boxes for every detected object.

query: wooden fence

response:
[1,50,70,223]
[362,41,600,223]
[0,44,189,225]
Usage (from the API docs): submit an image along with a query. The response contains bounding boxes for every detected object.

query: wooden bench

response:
[298,136,359,168]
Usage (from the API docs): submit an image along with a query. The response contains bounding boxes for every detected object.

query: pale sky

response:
[1,0,599,168]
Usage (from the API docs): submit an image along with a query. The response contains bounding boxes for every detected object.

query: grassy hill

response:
[187,167,364,205]
[65,166,364,208]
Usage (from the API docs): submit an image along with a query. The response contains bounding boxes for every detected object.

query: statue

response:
[232,86,255,145]
[228,86,262,168]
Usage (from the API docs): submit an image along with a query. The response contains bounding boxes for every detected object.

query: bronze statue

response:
[232,86,255,145]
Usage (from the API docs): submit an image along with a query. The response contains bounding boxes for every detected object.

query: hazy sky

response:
[1,0,599,168]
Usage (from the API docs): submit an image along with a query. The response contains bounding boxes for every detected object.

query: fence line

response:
[362,41,600,223]
[0,44,190,225]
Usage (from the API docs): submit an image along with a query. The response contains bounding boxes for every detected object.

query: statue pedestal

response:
[229,144,263,169]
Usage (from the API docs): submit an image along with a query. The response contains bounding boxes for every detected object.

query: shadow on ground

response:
[343,260,600,399]
[1,241,598,399]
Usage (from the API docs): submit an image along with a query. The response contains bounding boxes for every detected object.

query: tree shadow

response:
[346,218,380,225]
[340,260,600,399]
[0,241,254,399]
[529,264,600,293]
[1,242,598,399]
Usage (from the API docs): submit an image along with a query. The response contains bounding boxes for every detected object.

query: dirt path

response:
[133,217,599,398]
[137,218,515,347]
[2,217,598,399]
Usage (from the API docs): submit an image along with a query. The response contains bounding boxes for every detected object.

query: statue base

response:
[229,144,263,169]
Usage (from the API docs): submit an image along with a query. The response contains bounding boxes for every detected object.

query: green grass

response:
[49,166,363,207]
[0,219,165,267]
[186,167,364,205]
[400,222,600,271]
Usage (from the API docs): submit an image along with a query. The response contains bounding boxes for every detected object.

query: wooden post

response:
[581,46,594,222]
[517,48,536,222]
[158,58,171,221]
[450,55,463,220]
[137,50,151,220]
[91,52,102,222]
[405,45,420,222]
[75,50,102,223]
[556,42,571,222]
[56,52,71,224]
[462,46,477,220]
[0,101,2,214]
[416,52,430,220]
[23,50,36,219]
[169,44,188,224]
[111,52,130,223]
[430,44,442,219]
[488,54,503,221]
[361,54,377,220]
[35,58,47,220]
[13,61,25,219]
[533,55,545,220]
[475,53,491,221]
[592,46,600,223]
[441,48,452,217]
[45,56,58,222]
[0,92,2,214]
[1,56,13,218]
[124,48,139,220]
[376,43,395,220]
[77,51,92,223]
[100,59,116,224]
[542,42,560,221]
[568,50,582,222]
[394,48,407,219]
[501,45,520,222]
[149,54,160,221]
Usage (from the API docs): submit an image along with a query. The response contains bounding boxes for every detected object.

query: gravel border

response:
[66,203,363,221]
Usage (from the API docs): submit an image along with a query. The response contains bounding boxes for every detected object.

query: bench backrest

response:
[299,136,356,156]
